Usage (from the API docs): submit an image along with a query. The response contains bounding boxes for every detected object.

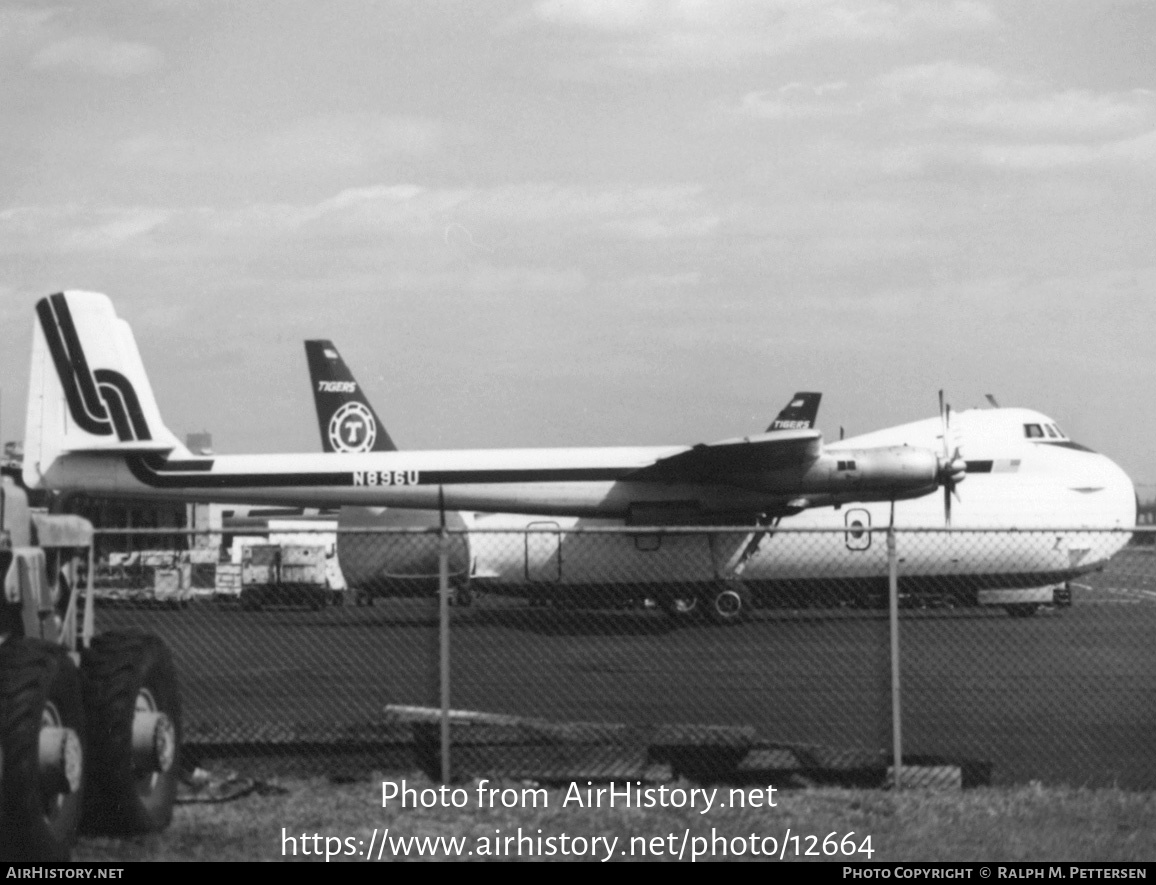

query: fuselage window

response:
[1024,424,1044,438]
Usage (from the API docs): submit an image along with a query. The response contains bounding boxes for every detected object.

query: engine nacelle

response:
[794,446,940,501]
[336,507,470,597]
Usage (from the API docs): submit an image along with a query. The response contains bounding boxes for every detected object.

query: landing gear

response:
[703,583,752,626]
[0,639,87,861]
[80,631,181,835]
[657,588,700,620]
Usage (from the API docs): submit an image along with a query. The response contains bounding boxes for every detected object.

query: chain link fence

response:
[86,524,1155,788]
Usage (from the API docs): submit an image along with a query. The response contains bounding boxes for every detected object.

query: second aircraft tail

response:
[304,340,397,453]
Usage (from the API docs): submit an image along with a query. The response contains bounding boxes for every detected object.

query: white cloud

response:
[0,8,56,42]
[526,0,996,70]
[32,34,162,77]
[0,205,171,253]
[951,90,1156,138]
[0,182,718,267]
[114,113,456,176]
[974,128,1156,171]
[872,61,1004,99]
[737,81,853,120]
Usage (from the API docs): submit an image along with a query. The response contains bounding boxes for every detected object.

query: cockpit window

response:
[1024,424,1044,438]
[1052,424,1066,439]
[1044,424,1058,438]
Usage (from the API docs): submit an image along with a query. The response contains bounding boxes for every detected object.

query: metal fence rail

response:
[85,525,1154,788]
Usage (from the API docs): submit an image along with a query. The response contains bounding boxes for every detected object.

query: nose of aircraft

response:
[1099,452,1138,529]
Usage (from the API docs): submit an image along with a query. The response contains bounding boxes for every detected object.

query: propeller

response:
[937,390,967,526]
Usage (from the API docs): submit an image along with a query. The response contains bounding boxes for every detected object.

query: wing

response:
[628,429,822,483]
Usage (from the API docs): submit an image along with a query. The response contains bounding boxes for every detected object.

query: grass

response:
[73,773,1156,862]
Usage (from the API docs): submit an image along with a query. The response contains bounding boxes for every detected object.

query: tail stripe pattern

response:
[36,294,151,442]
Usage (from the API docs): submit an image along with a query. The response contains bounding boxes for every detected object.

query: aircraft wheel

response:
[1005,604,1039,618]
[80,631,181,836]
[0,639,87,861]
[704,583,751,626]
[657,588,700,620]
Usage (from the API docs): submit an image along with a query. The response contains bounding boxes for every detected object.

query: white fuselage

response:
[447,407,1135,591]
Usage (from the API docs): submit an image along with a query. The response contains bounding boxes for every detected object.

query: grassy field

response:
[73,773,1156,862]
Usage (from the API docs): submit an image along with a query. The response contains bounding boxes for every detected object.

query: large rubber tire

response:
[80,631,181,836]
[704,583,752,626]
[0,639,87,861]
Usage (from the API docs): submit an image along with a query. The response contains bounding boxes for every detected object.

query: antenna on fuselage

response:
[985,394,1000,408]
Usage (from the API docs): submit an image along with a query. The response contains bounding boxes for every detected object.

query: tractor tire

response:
[0,638,87,861]
[80,631,181,836]
[657,588,701,621]
[704,583,752,626]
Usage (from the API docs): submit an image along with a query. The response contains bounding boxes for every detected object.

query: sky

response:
[1,1,1154,494]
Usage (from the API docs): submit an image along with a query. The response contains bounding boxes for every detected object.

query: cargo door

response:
[525,522,561,582]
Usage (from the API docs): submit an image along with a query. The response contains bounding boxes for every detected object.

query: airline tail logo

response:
[328,402,377,453]
[36,294,151,443]
[318,381,357,393]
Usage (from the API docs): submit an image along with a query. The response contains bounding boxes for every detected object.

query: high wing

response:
[629,429,822,484]
[630,391,823,484]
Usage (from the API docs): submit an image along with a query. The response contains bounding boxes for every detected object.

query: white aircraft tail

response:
[23,291,181,489]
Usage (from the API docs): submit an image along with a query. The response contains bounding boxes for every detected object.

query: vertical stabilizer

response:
[304,340,397,453]
[767,391,822,432]
[23,291,179,489]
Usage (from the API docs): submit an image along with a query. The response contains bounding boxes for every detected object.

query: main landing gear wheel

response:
[657,588,700,621]
[704,583,752,626]
[0,639,87,861]
[80,631,181,836]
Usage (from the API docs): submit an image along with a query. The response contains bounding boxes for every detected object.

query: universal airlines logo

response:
[36,293,152,443]
[328,402,377,453]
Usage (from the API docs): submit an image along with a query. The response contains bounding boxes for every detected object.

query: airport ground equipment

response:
[0,475,181,859]
[238,543,330,611]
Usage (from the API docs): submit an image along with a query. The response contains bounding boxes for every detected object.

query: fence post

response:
[888,524,903,789]
[438,528,451,784]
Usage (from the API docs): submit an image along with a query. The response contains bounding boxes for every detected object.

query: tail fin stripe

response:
[95,369,152,441]
[36,296,113,436]
[49,293,113,430]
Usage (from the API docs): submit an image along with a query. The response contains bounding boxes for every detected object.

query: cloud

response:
[114,113,456,176]
[524,0,996,70]
[949,90,1156,138]
[0,8,56,42]
[32,34,162,77]
[974,128,1156,171]
[737,81,853,120]
[730,63,1156,177]
[0,205,171,253]
[0,182,718,270]
[872,61,1005,99]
